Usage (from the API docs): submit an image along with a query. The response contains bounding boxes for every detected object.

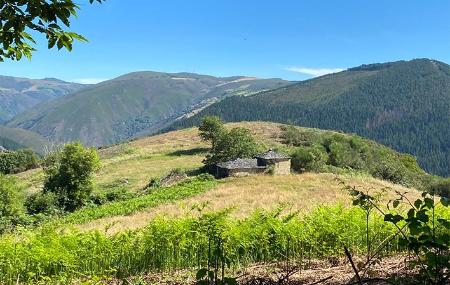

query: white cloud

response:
[72,78,109,84]
[285,67,345,77]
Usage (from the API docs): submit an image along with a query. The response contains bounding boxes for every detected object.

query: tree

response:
[206,127,259,166]
[0,174,24,233]
[199,116,260,166]
[199,116,225,145]
[0,0,104,62]
[43,142,100,212]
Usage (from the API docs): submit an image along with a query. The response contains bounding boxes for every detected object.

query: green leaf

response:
[48,37,57,49]
[438,218,450,229]
[441,197,449,207]
[423,197,434,209]
[196,268,207,280]
[384,214,404,224]
[416,210,429,223]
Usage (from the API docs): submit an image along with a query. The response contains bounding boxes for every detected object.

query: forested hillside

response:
[7,72,289,146]
[0,126,49,154]
[0,76,84,122]
[169,59,450,176]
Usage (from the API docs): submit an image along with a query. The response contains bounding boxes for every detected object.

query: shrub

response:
[90,188,137,206]
[0,175,24,233]
[280,125,318,146]
[291,144,328,172]
[43,142,100,212]
[25,192,59,215]
[0,149,39,174]
[280,126,431,189]
[325,135,366,170]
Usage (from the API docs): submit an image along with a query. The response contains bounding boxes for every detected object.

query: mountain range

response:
[0,76,84,123]
[1,59,449,176]
[5,72,289,146]
[169,59,450,176]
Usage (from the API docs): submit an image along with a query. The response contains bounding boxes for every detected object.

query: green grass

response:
[57,175,217,226]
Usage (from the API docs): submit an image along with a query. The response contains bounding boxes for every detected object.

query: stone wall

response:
[229,167,266,177]
[273,160,291,175]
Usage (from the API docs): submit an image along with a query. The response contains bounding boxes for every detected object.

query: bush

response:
[280,125,318,146]
[0,149,39,174]
[280,126,430,189]
[25,192,59,215]
[90,188,137,206]
[325,135,367,170]
[291,145,328,172]
[0,175,24,233]
[43,142,100,212]
[429,177,450,197]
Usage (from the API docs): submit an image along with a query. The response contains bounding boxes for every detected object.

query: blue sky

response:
[1,0,450,82]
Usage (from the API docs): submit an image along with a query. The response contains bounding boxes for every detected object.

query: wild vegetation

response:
[279,125,449,197]
[1,122,449,284]
[169,59,450,177]
[0,205,403,284]
[0,149,39,174]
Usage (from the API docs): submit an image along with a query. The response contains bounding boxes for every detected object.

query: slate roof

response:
[254,150,290,160]
[217,158,262,169]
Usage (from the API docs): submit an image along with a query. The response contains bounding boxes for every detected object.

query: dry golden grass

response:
[79,172,420,234]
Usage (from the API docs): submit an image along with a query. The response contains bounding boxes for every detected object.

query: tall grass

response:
[0,205,415,284]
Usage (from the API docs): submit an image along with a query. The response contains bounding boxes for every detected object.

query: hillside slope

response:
[169,59,450,176]
[0,126,50,154]
[0,76,84,123]
[7,72,289,146]
[15,122,426,234]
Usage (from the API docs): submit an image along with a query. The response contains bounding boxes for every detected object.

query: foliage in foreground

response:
[0,0,104,62]
[0,205,410,284]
